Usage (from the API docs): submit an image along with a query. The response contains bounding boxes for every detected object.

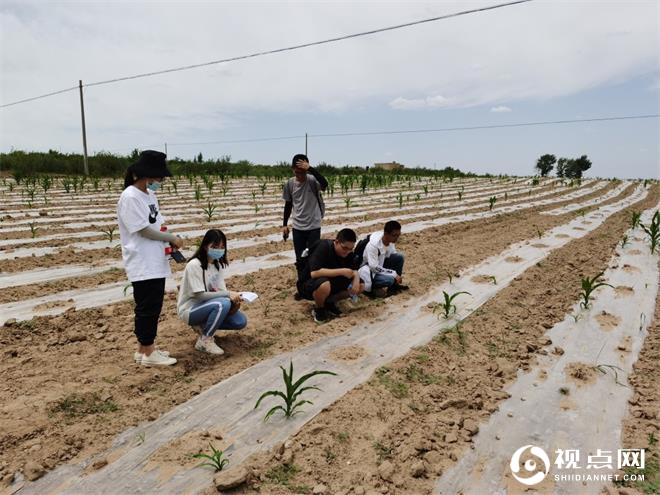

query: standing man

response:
[282,154,328,296]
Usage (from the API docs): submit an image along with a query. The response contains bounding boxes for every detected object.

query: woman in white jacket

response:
[177,229,247,355]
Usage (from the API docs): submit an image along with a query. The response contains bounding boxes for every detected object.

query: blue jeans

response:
[372,253,405,288]
[188,298,247,337]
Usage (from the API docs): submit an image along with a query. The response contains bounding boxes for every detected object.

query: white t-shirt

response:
[177,258,228,323]
[116,185,171,282]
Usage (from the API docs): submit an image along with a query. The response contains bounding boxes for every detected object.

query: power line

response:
[163,114,659,147]
[0,0,533,109]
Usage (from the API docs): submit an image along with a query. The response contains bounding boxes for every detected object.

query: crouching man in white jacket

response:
[358,220,409,297]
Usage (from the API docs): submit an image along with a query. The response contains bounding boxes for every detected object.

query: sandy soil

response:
[0,183,652,489]
[225,189,658,494]
[614,288,659,495]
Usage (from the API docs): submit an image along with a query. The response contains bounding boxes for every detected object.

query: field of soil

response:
[0,175,657,494]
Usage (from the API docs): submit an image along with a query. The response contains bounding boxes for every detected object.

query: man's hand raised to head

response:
[294,158,310,171]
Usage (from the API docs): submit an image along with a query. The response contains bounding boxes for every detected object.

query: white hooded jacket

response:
[358,230,397,292]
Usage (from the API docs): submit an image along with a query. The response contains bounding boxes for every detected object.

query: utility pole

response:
[305,132,308,155]
[78,80,89,176]
[165,143,168,155]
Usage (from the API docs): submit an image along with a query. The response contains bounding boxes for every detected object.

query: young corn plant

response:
[640,211,659,254]
[457,190,463,201]
[433,291,471,319]
[397,192,403,209]
[202,201,218,222]
[194,184,203,202]
[579,272,613,309]
[100,226,117,242]
[488,196,497,211]
[254,361,337,421]
[192,444,230,472]
[620,235,628,248]
[630,211,641,230]
[344,197,352,210]
[259,182,268,196]
[28,222,39,238]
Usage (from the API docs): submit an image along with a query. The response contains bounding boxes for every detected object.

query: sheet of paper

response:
[239,291,259,303]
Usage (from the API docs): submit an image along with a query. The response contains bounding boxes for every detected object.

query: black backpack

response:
[353,235,371,265]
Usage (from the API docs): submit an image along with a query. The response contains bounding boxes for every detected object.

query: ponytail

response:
[123,165,136,189]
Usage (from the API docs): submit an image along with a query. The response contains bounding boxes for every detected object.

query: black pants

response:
[132,278,165,346]
[293,228,321,293]
[292,228,321,260]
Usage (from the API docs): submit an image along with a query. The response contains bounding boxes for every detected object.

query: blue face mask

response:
[208,248,225,260]
[147,181,161,192]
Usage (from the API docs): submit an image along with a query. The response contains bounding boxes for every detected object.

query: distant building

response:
[374,161,405,171]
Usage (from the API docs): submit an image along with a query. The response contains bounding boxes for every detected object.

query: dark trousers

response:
[292,228,321,260]
[132,278,166,346]
[293,228,321,294]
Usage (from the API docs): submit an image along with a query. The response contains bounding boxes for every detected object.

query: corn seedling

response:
[422,185,429,196]
[488,196,497,210]
[194,185,203,202]
[259,182,268,196]
[504,192,508,201]
[123,283,132,297]
[433,291,471,319]
[28,222,39,238]
[254,360,337,421]
[135,432,146,446]
[100,226,117,242]
[457,190,463,201]
[620,235,628,248]
[640,211,659,254]
[254,203,261,214]
[593,364,627,387]
[202,201,217,222]
[489,275,497,285]
[251,190,257,202]
[397,192,403,209]
[579,271,613,309]
[192,444,230,472]
[344,197,352,210]
[631,211,641,229]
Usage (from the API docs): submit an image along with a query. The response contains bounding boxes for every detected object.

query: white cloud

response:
[490,105,512,113]
[389,94,451,110]
[0,0,658,154]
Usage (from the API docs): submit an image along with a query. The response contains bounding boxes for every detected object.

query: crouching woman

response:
[177,229,247,355]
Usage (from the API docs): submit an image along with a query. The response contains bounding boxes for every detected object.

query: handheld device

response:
[171,250,186,263]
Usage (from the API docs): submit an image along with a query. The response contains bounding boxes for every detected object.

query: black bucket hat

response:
[131,150,172,178]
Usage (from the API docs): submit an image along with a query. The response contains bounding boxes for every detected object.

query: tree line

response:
[535,154,592,178]
[0,149,472,180]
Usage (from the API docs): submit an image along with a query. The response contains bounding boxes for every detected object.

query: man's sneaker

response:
[312,307,330,323]
[195,337,225,356]
[141,350,177,366]
[397,284,410,291]
[134,349,170,364]
[324,302,342,317]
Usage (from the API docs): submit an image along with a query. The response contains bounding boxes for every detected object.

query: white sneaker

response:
[195,337,225,356]
[141,349,177,366]
[134,349,170,364]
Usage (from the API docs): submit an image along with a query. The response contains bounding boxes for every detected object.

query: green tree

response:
[197,152,204,163]
[556,158,568,178]
[566,155,591,178]
[535,154,556,176]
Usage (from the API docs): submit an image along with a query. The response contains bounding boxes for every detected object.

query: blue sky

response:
[1,1,658,178]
